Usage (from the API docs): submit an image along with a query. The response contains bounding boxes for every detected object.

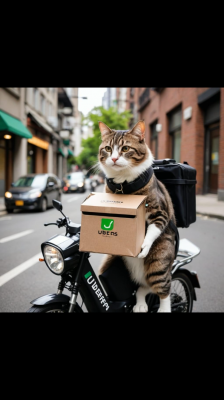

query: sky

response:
[77,88,107,117]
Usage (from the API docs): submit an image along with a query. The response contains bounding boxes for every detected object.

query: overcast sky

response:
[77,88,107,116]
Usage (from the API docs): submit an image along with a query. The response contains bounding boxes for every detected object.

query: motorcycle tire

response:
[26,303,83,313]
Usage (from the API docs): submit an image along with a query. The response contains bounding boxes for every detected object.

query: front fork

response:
[63,252,88,313]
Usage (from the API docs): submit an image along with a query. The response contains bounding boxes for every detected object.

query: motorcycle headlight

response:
[43,245,64,275]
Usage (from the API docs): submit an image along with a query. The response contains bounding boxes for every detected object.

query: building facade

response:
[0,87,76,196]
[25,87,60,178]
[102,88,117,109]
[0,88,30,196]
[124,87,224,200]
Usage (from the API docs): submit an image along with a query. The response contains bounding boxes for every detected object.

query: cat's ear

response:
[98,121,112,139]
[129,120,145,141]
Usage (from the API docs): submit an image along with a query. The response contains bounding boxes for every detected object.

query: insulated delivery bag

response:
[152,159,197,228]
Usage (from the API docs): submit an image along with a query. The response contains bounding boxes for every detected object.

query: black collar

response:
[106,167,154,194]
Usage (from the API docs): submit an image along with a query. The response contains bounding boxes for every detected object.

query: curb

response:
[196,212,224,221]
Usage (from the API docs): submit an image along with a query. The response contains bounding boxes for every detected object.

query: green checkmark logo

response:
[101,218,114,231]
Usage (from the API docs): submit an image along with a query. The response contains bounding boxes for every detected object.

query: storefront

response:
[198,88,220,194]
[0,110,32,196]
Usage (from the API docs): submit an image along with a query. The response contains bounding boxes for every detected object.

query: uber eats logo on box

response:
[98,218,118,236]
[101,218,114,230]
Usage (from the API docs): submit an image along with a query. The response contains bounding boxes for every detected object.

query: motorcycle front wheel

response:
[26,303,84,313]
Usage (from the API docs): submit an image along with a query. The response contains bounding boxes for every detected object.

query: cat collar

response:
[106,166,154,194]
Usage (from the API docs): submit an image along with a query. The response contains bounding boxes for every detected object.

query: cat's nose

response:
[112,158,118,163]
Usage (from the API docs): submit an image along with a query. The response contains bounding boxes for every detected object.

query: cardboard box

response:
[79,192,147,257]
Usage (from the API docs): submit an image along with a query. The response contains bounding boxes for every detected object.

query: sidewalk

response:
[1,194,224,220]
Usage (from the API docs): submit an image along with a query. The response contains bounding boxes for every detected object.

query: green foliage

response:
[76,106,132,171]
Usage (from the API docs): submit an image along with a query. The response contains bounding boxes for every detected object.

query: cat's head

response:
[98,120,154,181]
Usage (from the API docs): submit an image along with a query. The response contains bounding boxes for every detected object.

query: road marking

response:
[67,196,79,203]
[0,217,12,221]
[0,229,33,243]
[0,252,42,287]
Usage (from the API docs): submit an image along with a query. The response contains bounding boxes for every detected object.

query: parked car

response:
[62,171,86,194]
[5,173,62,213]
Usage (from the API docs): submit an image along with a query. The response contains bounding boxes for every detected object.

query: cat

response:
[97,120,176,313]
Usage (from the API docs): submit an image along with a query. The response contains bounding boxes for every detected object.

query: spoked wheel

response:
[26,303,83,313]
[170,272,194,313]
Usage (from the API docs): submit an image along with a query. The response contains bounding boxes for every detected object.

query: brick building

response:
[125,87,224,200]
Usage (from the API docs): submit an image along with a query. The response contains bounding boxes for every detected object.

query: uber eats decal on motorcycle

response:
[98,218,117,236]
[84,271,109,310]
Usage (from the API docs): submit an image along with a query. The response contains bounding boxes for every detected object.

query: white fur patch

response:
[122,256,149,287]
[158,295,171,312]
[138,223,161,258]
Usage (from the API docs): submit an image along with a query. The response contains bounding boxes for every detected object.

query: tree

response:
[76,106,132,172]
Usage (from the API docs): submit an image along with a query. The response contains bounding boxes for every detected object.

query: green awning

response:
[67,149,74,156]
[58,147,65,157]
[0,110,32,139]
[63,139,70,146]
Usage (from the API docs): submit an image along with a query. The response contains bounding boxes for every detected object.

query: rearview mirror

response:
[48,182,54,187]
[52,199,63,211]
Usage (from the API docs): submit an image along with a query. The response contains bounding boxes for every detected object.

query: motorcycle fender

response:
[30,293,70,306]
[178,268,200,301]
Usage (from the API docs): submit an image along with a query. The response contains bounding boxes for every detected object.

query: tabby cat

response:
[97,120,176,312]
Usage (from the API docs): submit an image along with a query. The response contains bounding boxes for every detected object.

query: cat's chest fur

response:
[122,256,149,288]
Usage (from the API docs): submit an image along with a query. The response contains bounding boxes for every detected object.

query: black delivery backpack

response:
[152,159,197,228]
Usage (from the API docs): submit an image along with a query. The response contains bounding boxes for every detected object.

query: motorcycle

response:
[27,199,201,313]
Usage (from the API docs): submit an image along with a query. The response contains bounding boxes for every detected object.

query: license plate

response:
[71,186,77,190]
[15,200,24,206]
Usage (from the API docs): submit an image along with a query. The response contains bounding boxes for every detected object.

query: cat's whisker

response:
[87,162,101,175]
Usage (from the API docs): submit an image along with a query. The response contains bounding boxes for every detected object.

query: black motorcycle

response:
[27,200,201,313]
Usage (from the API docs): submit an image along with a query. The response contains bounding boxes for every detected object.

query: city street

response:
[0,185,224,312]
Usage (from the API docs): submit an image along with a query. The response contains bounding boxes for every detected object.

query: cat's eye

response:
[122,146,129,152]
[105,146,112,152]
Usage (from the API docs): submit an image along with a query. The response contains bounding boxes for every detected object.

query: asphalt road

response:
[0,185,224,312]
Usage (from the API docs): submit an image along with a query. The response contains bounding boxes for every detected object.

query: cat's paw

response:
[157,308,171,313]
[138,246,150,258]
[133,303,148,313]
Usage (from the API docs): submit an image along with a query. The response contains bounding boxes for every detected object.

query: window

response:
[34,88,39,111]
[168,106,182,163]
[150,121,158,159]
[40,94,46,116]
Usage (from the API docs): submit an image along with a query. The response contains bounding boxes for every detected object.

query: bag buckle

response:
[115,183,123,194]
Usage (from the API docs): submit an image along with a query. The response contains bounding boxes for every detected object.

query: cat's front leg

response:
[138,223,161,259]
[133,286,152,313]
[158,295,171,312]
